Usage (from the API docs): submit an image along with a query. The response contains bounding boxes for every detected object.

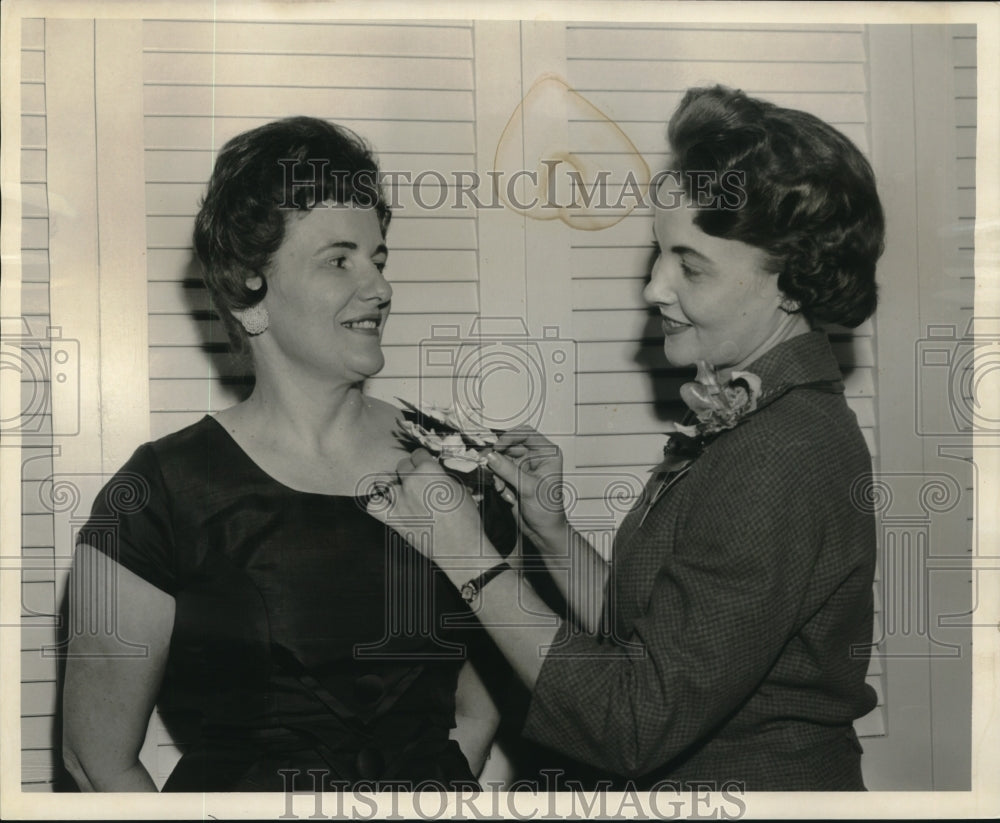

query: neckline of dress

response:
[201,414,372,501]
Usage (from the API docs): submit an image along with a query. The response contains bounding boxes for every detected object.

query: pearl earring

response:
[779,297,801,314]
[239,302,269,335]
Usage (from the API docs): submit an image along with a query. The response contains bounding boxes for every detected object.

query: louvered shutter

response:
[18,17,62,789]
[144,20,480,438]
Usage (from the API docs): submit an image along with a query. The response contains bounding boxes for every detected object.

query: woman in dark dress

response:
[61,117,501,791]
[373,86,884,791]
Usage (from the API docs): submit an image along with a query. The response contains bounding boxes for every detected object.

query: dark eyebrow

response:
[314,241,388,257]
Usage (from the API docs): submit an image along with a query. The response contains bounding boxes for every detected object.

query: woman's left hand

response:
[365,449,498,573]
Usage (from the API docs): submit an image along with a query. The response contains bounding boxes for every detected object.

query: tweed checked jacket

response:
[521,331,878,791]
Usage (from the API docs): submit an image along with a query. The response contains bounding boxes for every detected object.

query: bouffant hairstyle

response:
[193,116,391,352]
[666,85,883,327]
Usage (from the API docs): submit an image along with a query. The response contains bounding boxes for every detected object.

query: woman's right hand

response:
[486,425,570,551]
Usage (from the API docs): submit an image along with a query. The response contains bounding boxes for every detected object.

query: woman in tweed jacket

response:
[371,85,884,791]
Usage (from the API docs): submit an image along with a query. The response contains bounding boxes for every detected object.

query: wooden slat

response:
[149,379,245,412]
[955,127,976,158]
[148,312,477,348]
[143,116,475,155]
[21,579,56,615]
[21,649,58,684]
[145,280,477,316]
[956,158,975,188]
[21,114,46,148]
[149,344,478,396]
[576,432,682,467]
[143,21,473,58]
[21,681,58,718]
[575,330,873,370]
[572,308,655,343]
[143,148,476,185]
[19,282,48,315]
[578,370,685,402]
[20,83,45,114]
[578,403,683,435]
[954,98,976,128]
[21,749,58,784]
[21,516,54,550]
[573,311,883,360]
[22,18,45,49]
[953,67,976,98]
[956,188,976,219]
[20,450,54,482]
[20,183,48,219]
[576,90,867,125]
[855,704,887,737]
[571,212,658,248]
[575,424,875,467]
[21,559,61,591]
[570,61,866,95]
[147,247,476,284]
[951,36,977,68]
[568,28,865,63]
[147,314,230,346]
[20,218,48,250]
[143,85,474,122]
[145,214,477,251]
[21,50,45,83]
[568,90,869,130]
[567,22,864,33]
[581,121,868,164]
[148,347,246,381]
[571,246,656,280]
[573,277,646,311]
[21,149,46,183]
[145,178,480,218]
[575,396,875,435]
[569,96,867,154]
[21,622,60,653]
[144,52,473,90]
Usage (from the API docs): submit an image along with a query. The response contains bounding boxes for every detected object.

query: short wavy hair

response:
[666,85,883,327]
[193,116,391,352]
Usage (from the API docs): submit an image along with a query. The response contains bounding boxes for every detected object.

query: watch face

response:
[460,582,477,603]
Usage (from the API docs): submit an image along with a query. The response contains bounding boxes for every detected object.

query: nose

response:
[643,254,677,307]
[361,262,393,305]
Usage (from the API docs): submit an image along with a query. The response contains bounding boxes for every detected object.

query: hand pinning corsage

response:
[395,399,499,497]
[655,361,763,476]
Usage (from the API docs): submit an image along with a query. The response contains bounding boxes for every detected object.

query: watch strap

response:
[460,561,512,604]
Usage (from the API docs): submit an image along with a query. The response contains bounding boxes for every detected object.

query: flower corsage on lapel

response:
[395,399,498,497]
[654,360,763,478]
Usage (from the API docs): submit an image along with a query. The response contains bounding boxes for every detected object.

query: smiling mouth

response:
[342,317,382,332]
[661,316,691,334]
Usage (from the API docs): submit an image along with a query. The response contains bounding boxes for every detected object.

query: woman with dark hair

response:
[61,117,503,792]
[373,86,884,791]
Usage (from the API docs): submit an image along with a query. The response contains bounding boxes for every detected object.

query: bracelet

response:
[460,562,512,604]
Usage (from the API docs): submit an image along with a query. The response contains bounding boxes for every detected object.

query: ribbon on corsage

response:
[652,360,763,479]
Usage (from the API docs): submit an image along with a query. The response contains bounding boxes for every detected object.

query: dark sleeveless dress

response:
[77,415,509,791]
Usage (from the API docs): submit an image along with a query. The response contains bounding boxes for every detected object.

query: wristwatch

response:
[460,561,512,604]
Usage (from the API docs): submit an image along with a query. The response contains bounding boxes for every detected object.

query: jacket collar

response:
[742,330,845,413]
